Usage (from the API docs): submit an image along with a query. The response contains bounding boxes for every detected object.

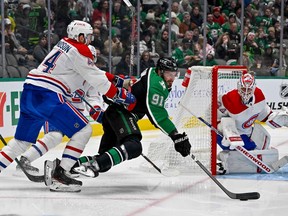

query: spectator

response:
[170,1,182,24]
[14,1,32,49]
[222,13,238,33]
[103,30,124,56]
[194,36,215,60]
[227,22,241,60]
[182,30,194,51]
[243,32,262,68]
[32,32,49,64]
[140,50,156,72]
[172,38,199,67]
[215,32,231,60]
[161,12,181,38]
[198,50,218,66]
[212,6,225,26]
[90,27,105,53]
[160,18,178,42]
[115,51,137,76]
[156,29,175,58]
[179,12,196,37]
[92,0,109,28]
[139,30,159,57]
[92,18,109,41]
[111,1,129,28]
[204,13,222,46]
[179,0,192,14]
[190,6,203,28]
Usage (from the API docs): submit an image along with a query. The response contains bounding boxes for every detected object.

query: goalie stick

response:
[179,103,288,173]
[0,134,44,182]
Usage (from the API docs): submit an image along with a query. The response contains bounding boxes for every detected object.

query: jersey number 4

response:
[42,50,63,73]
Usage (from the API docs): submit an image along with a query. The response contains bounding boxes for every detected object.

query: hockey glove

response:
[89,105,104,123]
[114,75,137,89]
[113,87,136,107]
[170,132,191,157]
[114,75,125,88]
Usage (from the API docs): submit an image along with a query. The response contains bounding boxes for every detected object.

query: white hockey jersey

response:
[25,37,117,99]
[218,88,271,135]
[71,81,107,113]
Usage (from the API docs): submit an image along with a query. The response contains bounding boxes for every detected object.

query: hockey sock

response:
[96,146,126,172]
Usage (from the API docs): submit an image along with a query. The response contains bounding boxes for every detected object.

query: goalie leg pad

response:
[217,148,279,174]
[251,123,271,150]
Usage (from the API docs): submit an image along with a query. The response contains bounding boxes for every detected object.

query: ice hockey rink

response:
[0,126,288,216]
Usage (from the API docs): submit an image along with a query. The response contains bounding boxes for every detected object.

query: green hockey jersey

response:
[130,68,176,135]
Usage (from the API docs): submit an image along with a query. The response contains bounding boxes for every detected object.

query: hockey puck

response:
[240,199,248,201]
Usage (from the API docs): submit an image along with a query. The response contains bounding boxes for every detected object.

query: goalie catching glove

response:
[266,107,288,129]
[170,132,191,157]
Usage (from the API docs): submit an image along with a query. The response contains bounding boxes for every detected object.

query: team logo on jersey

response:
[159,80,166,90]
[74,123,80,128]
[242,114,259,128]
[280,84,288,98]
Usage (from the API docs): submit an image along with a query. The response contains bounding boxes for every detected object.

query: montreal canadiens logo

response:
[242,114,259,128]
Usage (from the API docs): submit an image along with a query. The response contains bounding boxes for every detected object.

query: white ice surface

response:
[0,127,288,216]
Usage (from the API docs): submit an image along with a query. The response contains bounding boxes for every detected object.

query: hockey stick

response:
[74,91,179,177]
[0,134,44,182]
[179,103,280,174]
[190,153,260,200]
[141,153,180,177]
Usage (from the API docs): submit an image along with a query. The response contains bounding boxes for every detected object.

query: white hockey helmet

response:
[237,73,256,105]
[88,45,97,63]
[67,20,93,44]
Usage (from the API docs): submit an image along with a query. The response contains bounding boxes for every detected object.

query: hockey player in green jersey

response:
[47,57,191,178]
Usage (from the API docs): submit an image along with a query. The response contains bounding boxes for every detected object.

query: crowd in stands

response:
[1,0,288,78]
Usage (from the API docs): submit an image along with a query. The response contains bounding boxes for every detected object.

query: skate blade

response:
[44,160,54,186]
[73,166,97,178]
[50,182,81,193]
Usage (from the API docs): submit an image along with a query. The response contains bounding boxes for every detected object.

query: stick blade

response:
[235,192,260,200]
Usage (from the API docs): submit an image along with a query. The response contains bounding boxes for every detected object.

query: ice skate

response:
[45,158,82,192]
[16,156,39,174]
[73,164,99,178]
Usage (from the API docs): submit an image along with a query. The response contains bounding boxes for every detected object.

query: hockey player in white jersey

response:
[0,20,136,192]
[217,73,288,174]
[15,45,108,176]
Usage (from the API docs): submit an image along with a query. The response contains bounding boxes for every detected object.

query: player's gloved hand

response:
[113,87,136,107]
[114,75,137,89]
[89,105,104,123]
[170,132,191,157]
[114,75,125,88]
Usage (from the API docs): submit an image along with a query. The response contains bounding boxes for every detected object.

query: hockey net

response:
[143,66,247,175]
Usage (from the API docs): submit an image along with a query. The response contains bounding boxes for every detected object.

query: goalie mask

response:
[67,20,93,45]
[237,73,256,105]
